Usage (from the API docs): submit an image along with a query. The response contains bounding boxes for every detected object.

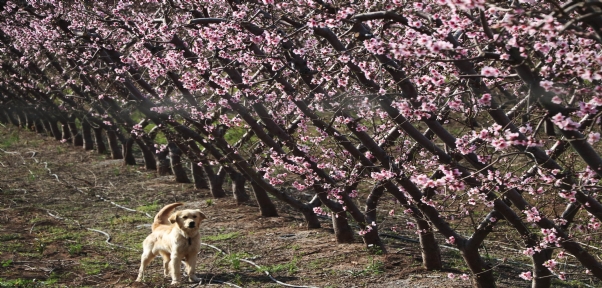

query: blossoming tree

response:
[2,0,602,287]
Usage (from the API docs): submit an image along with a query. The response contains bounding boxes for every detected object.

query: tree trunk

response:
[136,138,156,170]
[34,117,45,134]
[462,247,496,288]
[231,172,250,204]
[93,127,107,154]
[169,143,190,183]
[418,220,442,270]
[205,166,227,198]
[250,181,279,217]
[204,165,227,197]
[332,212,355,243]
[532,249,553,288]
[81,120,94,150]
[302,208,321,229]
[68,116,83,146]
[156,149,171,176]
[122,137,137,165]
[48,119,62,140]
[192,162,210,189]
[5,110,20,126]
[41,120,53,137]
[61,121,72,143]
[106,129,122,159]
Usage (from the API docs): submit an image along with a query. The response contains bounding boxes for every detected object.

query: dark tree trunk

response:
[156,149,171,176]
[462,247,496,288]
[81,120,94,150]
[68,116,83,146]
[106,129,122,159]
[0,108,7,124]
[24,112,32,131]
[136,138,156,170]
[93,127,107,154]
[34,117,45,134]
[302,208,322,229]
[332,212,356,243]
[250,181,279,217]
[231,172,250,204]
[5,110,20,126]
[363,185,387,252]
[418,220,442,270]
[169,143,190,183]
[61,121,72,143]
[41,120,53,137]
[532,249,553,288]
[48,119,62,140]
[192,162,210,189]
[204,165,227,198]
[122,137,137,165]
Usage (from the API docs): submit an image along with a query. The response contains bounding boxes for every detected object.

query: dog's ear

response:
[169,211,179,224]
[197,210,206,221]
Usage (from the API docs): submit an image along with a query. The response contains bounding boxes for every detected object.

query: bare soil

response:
[0,127,570,287]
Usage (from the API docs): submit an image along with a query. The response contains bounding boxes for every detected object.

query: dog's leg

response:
[136,250,156,282]
[160,251,171,277]
[169,254,183,285]
[184,254,201,282]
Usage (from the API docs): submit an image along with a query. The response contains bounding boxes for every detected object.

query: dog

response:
[136,202,206,285]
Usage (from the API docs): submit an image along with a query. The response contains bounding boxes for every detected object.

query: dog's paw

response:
[170,280,182,286]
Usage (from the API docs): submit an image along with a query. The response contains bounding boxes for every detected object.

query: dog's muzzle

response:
[188,221,196,228]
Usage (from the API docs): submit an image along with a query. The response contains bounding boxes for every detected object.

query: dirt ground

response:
[0,127,584,287]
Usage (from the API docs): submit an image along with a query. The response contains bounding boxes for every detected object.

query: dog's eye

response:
[193,215,197,218]
[183,216,188,219]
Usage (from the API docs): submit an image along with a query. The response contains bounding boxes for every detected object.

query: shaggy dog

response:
[135,203,206,285]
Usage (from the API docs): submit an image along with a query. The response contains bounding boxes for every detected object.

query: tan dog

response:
[136,203,206,285]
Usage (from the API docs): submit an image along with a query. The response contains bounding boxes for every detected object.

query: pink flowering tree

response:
[3,0,602,287]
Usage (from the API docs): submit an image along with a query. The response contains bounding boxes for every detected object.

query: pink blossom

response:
[519,271,533,280]
[481,66,500,77]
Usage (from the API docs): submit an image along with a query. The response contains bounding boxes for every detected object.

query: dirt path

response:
[0,127,515,287]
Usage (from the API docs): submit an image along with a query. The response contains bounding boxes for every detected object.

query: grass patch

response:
[0,234,20,242]
[257,257,299,275]
[80,258,110,275]
[219,252,252,270]
[1,259,12,268]
[136,201,160,213]
[0,278,36,288]
[0,131,20,149]
[202,232,241,242]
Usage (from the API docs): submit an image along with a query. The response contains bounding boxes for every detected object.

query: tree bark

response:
[156,148,171,176]
[532,249,553,288]
[61,121,72,143]
[34,117,45,134]
[169,142,190,183]
[122,137,137,165]
[250,181,279,217]
[192,162,210,189]
[81,120,94,150]
[136,138,156,170]
[93,127,107,154]
[231,172,250,204]
[68,116,83,146]
[48,119,62,140]
[418,220,442,270]
[203,165,227,198]
[106,128,122,159]
[332,212,355,243]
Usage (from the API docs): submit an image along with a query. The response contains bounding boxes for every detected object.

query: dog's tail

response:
[152,202,183,231]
